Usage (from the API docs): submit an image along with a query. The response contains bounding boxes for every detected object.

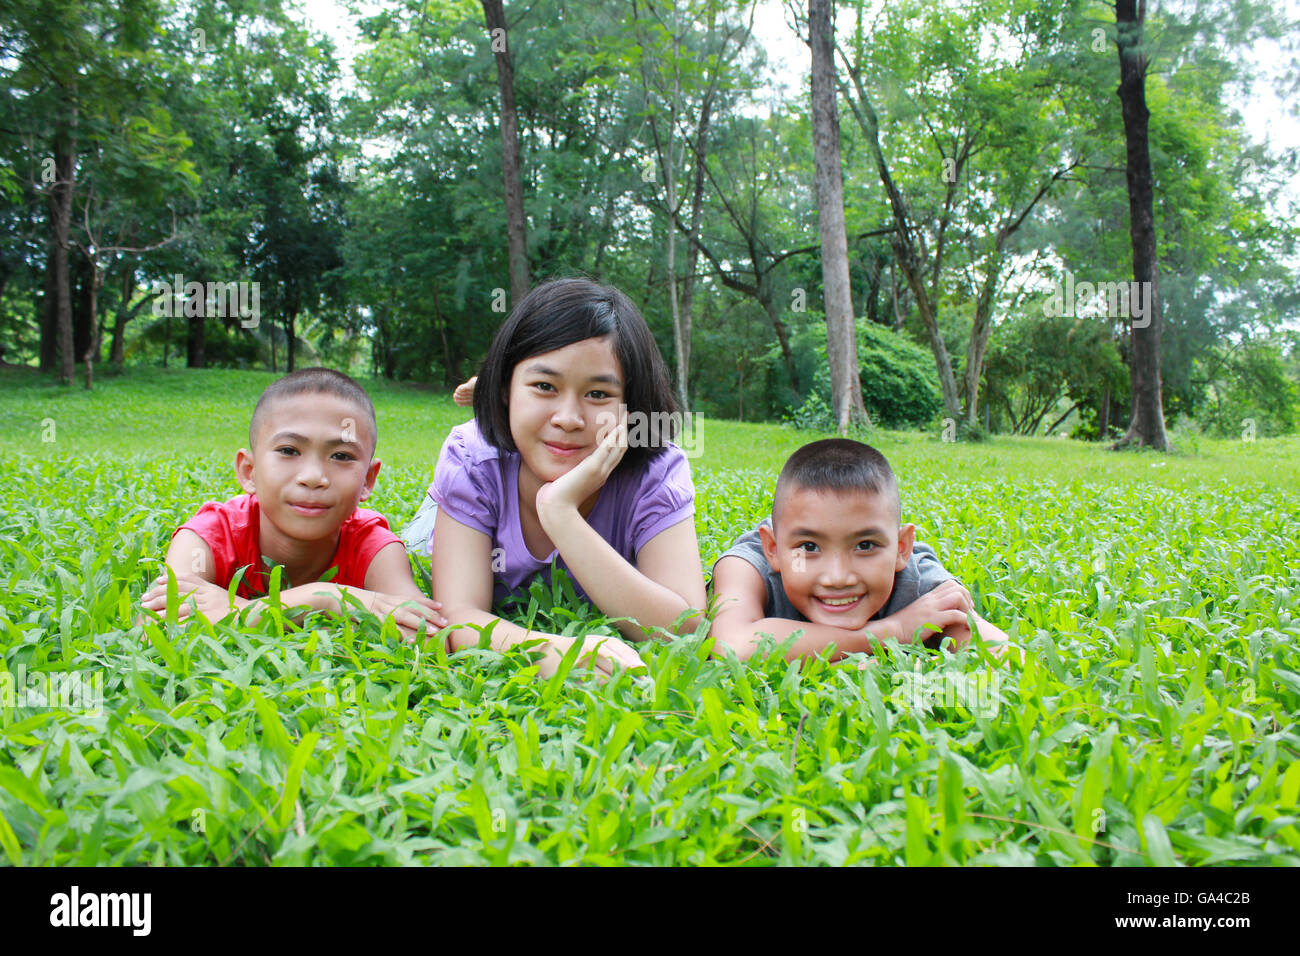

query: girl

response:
[415,278,706,678]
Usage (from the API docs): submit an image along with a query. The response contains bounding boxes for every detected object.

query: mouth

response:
[288,502,332,516]
[543,441,585,457]
[813,594,865,613]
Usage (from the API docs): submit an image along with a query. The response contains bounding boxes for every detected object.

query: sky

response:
[297,0,1299,214]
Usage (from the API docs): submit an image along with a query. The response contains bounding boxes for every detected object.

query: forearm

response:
[541,507,697,640]
[241,583,368,623]
[713,616,913,663]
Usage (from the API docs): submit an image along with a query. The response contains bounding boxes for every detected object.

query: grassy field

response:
[1,366,1298,865]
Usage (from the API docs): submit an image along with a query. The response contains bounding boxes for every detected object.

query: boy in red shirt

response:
[140,368,447,641]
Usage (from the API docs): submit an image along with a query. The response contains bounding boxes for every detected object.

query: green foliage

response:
[1,371,1298,865]
[786,320,942,430]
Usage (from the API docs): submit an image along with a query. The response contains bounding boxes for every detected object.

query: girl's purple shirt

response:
[427,419,695,606]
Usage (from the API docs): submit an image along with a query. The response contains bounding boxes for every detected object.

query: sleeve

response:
[175,502,235,586]
[711,519,770,581]
[429,426,500,537]
[911,540,956,595]
[629,445,696,554]
[883,539,957,615]
[346,510,403,585]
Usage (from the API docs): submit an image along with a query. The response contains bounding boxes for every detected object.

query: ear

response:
[758,521,781,574]
[358,458,381,502]
[235,448,256,494]
[895,522,916,573]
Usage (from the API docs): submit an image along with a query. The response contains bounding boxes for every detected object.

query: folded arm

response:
[432,507,646,678]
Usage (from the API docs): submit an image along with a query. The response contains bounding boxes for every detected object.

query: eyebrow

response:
[269,431,363,447]
[523,363,622,386]
[790,527,888,539]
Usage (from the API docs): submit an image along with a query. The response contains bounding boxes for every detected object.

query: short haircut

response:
[773,438,901,528]
[473,277,680,471]
[249,368,378,456]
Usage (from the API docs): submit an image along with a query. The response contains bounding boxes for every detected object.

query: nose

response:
[550,392,585,431]
[818,551,859,588]
[297,456,329,487]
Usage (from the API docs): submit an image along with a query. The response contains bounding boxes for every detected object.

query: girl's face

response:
[507,335,625,485]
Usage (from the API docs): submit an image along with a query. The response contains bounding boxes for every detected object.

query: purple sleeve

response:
[430,425,500,538]
[629,445,696,555]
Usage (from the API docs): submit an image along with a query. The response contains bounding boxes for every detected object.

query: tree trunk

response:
[187,296,206,368]
[286,309,296,373]
[759,276,800,392]
[73,250,94,361]
[963,263,1001,427]
[679,94,712,416]
[82,265,103,389]
[1113,0,1170,451]
[809,0,868,432]
[481,0,530,307]
[50,104,77,384]
[39,252,59,371]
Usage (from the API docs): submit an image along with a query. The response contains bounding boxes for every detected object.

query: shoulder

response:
[340,507,403,581]
[439,420,503,468]
[712,516,771,578]
[180,494,256,535]
[625,442,695,505]
[343,506,396,536]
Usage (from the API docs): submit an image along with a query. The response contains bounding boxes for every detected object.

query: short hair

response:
[249,367,378,456]
[473,277,680,471]
[773,438,901,528]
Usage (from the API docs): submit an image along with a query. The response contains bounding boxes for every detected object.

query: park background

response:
[1,0,1299,866]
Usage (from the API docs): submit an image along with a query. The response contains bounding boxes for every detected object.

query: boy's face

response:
[760,484,914,631]
[235,392,380,547]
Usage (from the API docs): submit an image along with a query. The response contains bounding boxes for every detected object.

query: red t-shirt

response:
[174,493,402,599]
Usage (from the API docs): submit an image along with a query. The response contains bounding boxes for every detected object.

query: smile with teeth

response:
[817,594,863,607]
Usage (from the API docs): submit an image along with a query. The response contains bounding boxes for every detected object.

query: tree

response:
[808,0,867,430]
[481,0,530,307]
[835,0,1080,431]
[630,0,753,413]
[1111,0,1169,450]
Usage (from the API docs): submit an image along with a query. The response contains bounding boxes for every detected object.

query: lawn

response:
[0,366,1297,865]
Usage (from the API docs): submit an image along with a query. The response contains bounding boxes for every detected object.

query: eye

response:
[531,381,556,392]
[856,540,878,552]
[797,542,819,553]
[587,389,611,400]
[275,446,299,456]
[331,451,357,462]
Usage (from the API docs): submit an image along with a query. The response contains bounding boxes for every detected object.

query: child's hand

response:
[538,633,646,680]
[452,376,477,407]
[879,580,974,646]
[535,404,628,521]
[365,592,449,644]
[140,573,248,624]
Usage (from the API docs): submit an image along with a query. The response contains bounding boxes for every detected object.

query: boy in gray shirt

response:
[710,438,1007,661]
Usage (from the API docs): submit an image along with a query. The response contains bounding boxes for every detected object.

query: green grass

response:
[0,366,1297,865]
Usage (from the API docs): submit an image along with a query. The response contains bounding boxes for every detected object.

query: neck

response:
[517,461,600,520]
[255,506,339,588]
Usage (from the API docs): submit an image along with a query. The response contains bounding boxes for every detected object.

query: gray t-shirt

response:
[713,516,955,622]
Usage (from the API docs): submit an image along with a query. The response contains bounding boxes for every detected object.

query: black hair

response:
[249,367,378,456]
[472,277,680,471]
[773,438,900,527]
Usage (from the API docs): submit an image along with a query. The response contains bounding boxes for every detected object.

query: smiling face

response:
[506,335,625,490]
[235,391,380,551]
[759,484,915,630]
